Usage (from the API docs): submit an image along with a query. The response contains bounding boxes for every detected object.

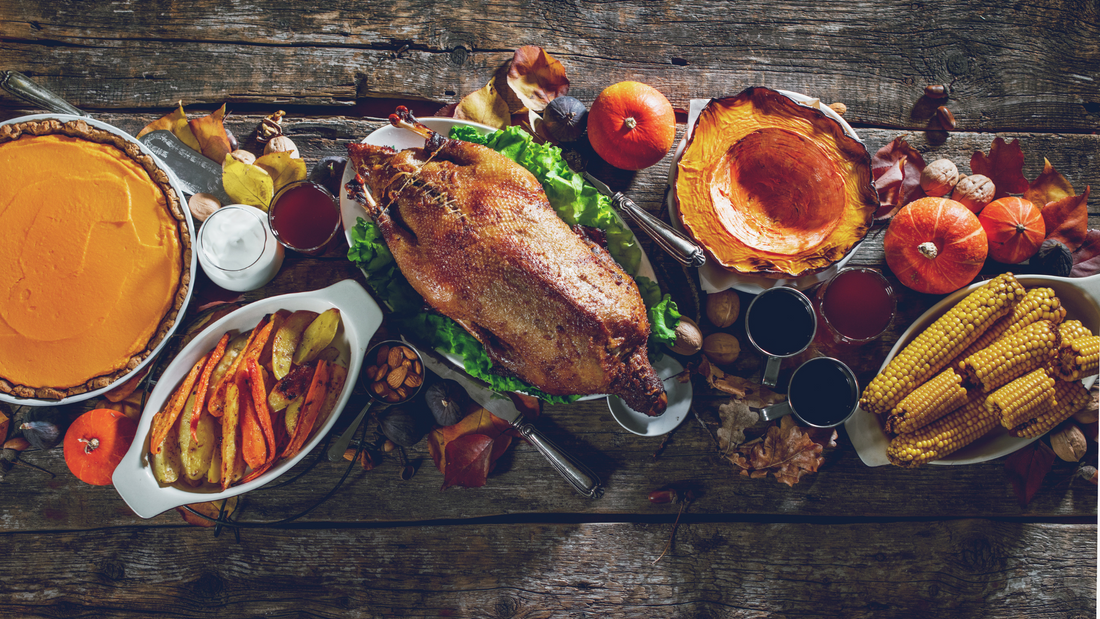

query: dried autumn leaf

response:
[254,152,308,195]
[1024,158,1075,207]
[426,407,514,482]
[870,137,926,219]
[505,46,570,114]
[176,497,238,527]
[716,399,759,455]
[189,103,233,164]
[1071,229,1100,277]
[1042,186,1090,252]
[727,424,827,486]
[970,137,1029,199]
[440,433,494,490]
[137,101,202,152]
[222,154,274,210]
[1004,440,1055,506]
[691,358,784,408]
[454,79,511,129]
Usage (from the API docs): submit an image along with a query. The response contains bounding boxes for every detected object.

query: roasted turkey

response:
[347,108,667,416]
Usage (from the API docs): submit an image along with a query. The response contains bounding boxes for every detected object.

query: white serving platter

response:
[112,279,381,518]
[0,114,197,407]
[846,273,1100,467]
[665,91,866,295]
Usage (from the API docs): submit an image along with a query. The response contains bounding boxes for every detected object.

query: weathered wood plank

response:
[1,0,1098,131]
[0,521,1093,618]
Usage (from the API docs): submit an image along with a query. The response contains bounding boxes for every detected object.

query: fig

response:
[542,96,588,143]
[378,406,428,447]
[1033,238,1072,277]
[309,156,348,199]
[425,379,469,427]
[19,407,66,450]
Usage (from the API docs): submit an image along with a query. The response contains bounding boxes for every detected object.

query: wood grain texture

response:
[1,0,1098,131]
[0,521,1093,618]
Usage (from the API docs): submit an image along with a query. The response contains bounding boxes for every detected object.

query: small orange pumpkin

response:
[587,81,676,171]
[884,197,988,294]
[979,197,1045,264]
[63,408,137,486]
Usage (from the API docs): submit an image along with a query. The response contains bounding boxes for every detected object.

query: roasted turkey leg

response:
[348,107,667,416]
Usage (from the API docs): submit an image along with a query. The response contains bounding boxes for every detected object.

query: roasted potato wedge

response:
[284,395,305,436]
[179,393,217,481]
[258,309,290,369]
[268,363,315,412]
[207,445,222,485]
[271,310,318,379]
[293,308,341,366]
[151,413,184,486]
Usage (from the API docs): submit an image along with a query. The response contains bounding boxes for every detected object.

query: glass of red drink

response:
[268,180,342,256]
[814,267,896,346]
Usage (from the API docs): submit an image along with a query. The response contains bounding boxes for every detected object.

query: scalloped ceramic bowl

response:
[112,279,382,518]
[847,273,1100,467]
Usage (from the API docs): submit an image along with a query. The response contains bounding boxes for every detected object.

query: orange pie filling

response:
[0,126,187,398]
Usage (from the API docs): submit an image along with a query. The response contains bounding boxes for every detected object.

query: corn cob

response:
[885,368,969,434]
[957,320,1060,392]
[950,287,1064,371]
[1057,319,1094,345]
[860,273,1023,415]
[1054,335,1100,382]
[1007,379,1092,438]
[986,368,1056,429]
[886,392,1000,467]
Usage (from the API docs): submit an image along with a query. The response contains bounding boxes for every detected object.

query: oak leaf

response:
[189,104,233,164]
[970,137,1029,199]
[505,46,569,113]
[454,78,511,129]
[254,152,308,195]
[137,101,202,152]
[727,424,832,486]
[1024,158,1075,207]
[716,399,758,455]
[1041,186,1090,252]
[222,154,274,209]
[692,358,785,408]
[870,137,926,220]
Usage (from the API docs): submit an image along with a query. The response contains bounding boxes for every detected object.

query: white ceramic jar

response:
[197,205,284,291]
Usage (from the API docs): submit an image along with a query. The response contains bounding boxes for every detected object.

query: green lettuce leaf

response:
[647,294,681,347]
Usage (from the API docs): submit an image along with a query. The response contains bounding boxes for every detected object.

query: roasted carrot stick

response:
[190,333,229,442]
[281,359,332,460]
[239,371,268,471]
[208,316,268,417]
[247,358,278,465]
[149,350,210,455]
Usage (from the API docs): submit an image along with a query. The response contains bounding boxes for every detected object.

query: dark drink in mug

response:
[761,357,859,428]
[745,286,817,387]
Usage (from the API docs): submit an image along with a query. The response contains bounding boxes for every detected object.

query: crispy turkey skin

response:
[347,108,667,416]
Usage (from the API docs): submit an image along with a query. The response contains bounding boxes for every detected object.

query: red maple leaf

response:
[1042,186,1091,251]
[970,137,1029,199]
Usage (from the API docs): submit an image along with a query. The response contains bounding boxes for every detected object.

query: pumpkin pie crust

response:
[0,118,191,400]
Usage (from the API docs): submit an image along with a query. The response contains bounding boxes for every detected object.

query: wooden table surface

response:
[1,2,1097,617]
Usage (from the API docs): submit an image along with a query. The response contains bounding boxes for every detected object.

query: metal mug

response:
[745,286,817,387]
[760,357,860,428]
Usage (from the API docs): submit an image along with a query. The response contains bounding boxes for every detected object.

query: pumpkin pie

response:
[0,118,191,400]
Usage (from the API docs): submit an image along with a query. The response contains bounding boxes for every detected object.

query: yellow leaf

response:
[136,101,202,152]
[189,104,233,164]
[254,152,307,195]
[454,79,511,129]
[222,154,274,210]
[1024,158,1075,208]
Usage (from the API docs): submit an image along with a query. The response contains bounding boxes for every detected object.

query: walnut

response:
[703,333,741,365]
[264,135,299,158]
[1050,424,1087,462]
[706,290,741,328]
[227,149,256,166]
[952,174,995,213]
[920,159,959,197]
[668,316,703,356]
[187,193,221,222]
[828,102,847,116]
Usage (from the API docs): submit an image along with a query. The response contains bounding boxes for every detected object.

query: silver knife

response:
[582,171,706,268]
[404,338,602,498]
[138,130,234,205]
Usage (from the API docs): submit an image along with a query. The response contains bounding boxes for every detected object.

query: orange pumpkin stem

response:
[623,116,637,130]
[918,241,938,260]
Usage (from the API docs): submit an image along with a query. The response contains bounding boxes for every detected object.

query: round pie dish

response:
[0,114,196,406]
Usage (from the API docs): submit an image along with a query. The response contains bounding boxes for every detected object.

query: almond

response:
[404,372,423,388]
[375,345,391,366]
[388,346,404,368]
[387,366,408,389]
[402,346,418,360]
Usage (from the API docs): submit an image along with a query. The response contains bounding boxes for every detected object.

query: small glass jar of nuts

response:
[364,341,425,403]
